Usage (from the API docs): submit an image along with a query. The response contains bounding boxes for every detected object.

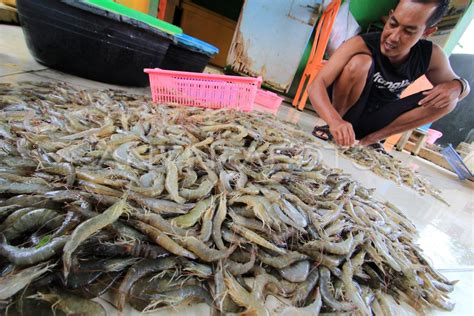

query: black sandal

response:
[312,125,333,141]
[368,142,393,158]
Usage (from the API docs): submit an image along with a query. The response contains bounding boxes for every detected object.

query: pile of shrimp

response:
[0,82,455,315]
[340,146,447,205]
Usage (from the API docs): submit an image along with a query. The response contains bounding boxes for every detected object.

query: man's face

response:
[380,0,437,63]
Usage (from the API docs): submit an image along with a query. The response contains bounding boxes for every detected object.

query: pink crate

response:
[144,68,262,112]
[254,89,283,113]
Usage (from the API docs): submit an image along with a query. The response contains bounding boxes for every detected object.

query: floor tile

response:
[0,25,46,76]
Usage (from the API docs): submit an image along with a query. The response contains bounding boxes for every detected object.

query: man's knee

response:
[434,102,457,117]
[343,54,372,80]
[443,102,457,115]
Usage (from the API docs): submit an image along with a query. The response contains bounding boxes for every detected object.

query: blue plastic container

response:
[174,34,219,56]
[417,123,432,132]
[161,34,219,73]
[441,144,474,181]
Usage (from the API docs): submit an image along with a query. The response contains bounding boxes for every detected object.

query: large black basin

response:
[16,0,174,86]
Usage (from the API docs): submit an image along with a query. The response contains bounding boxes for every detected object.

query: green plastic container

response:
[85,0,182,34]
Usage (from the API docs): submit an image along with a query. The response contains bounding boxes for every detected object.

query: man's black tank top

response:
[361,32,432,105]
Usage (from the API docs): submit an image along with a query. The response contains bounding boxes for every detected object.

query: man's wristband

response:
[453,78,467,98]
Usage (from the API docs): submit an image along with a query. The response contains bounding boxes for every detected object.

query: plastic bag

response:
[326,0,360,57]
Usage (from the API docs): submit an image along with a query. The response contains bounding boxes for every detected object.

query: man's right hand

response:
[329,119,356,147]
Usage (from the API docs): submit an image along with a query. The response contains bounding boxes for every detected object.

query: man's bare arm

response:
[420,44,470,108]
[360,44,470,145]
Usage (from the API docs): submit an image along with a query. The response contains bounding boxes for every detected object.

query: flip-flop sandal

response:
[368,142,393,158]
[312,125,333,141]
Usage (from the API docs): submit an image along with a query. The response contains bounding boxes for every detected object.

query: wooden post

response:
[396,130,412,151]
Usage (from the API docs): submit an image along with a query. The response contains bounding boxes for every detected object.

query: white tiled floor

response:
[1,24,473,315]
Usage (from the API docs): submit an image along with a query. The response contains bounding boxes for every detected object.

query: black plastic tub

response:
[16,0,174,86]
[161,33,219,73]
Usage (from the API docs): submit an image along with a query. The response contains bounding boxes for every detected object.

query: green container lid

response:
[85,0,182,35]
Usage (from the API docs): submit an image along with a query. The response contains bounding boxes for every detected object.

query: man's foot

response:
[368,142,393,158]
[312,125,333,141]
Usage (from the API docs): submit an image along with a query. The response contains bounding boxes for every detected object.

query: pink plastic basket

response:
[144,68,262,112]
[426,129,443,145]
[254,89,283,113]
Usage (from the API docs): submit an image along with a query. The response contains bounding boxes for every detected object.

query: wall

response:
[349,0,397,31]
[431,54,474,147]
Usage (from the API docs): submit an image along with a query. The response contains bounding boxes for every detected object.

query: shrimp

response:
[228,223,285,254]
[179,258,213,279]
[199,200,215,242]
[280,199,308,228]
[0,206,34,232]
[32,289,107,316]
[78,180,123,197]
[304,232,365,256]
[214,260,242,313]
[226,247,256,276]
[0,262,52,300]
[76,169,128,189]
[212,194,228,250]
[132,211,189,236]
[179,158,218,200]
[62,197,131,278]
[116,257,177,312]
[298,247,344,268]
[0,181,51,194]
[230,195,275,229]
[3,208,63,240]
[279,260,310,283]
[129,193,195,215]
[222,228,249,245]
[0,204,20,222]
[292,267,319,307]
[112,142,149,170]
[165,159,186,204]
[319,266,355,312]
[257,250,309,269]
[0,234,68,266]
[41,162,76,186]
[172,197,214,228]
[224,271,269,316]
[341,260,371,315]
[283,288,322,315]
[181,167,198,188]
[251,272,282,301]
[176,235,236,262]
[128,220,196,259]
[228,208,267,233]
[375,290,395,316]
[142,285,214,311]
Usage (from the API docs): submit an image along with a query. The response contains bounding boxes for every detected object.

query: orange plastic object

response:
[292,0,342,111]
[157,0,166,20]
[114,0,149,14]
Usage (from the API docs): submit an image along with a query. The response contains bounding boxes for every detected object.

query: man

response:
[308,0,470,148]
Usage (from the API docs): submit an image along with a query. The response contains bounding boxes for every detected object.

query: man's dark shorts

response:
[327,61,426,139]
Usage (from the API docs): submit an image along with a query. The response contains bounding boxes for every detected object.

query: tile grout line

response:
[437,267,474,273]
[0,68,48,78]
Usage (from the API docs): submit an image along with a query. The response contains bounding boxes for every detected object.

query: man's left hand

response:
[418,81,462,109]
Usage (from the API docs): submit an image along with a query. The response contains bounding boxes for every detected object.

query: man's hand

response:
[418,81,462,109]
[329,119,356,147]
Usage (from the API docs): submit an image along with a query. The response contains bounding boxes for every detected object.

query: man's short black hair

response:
[412,0,450,27]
